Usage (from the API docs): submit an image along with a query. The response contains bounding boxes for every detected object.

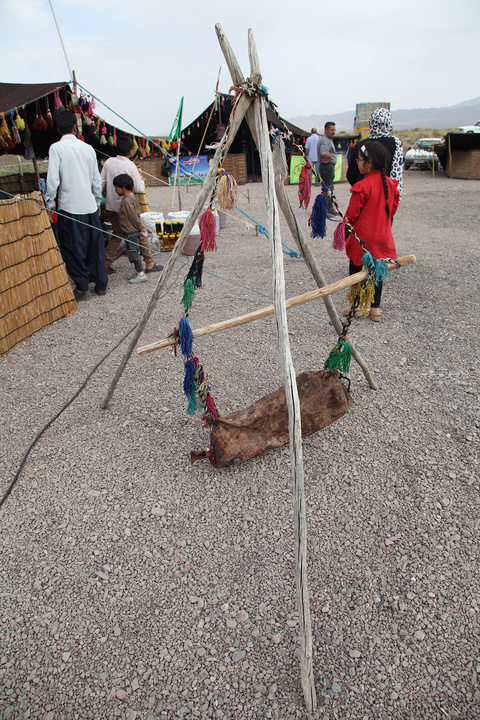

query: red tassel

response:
[199,209,217,252]
[332,216,347,252]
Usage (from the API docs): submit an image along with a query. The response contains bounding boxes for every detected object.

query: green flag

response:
[168,97,184,141]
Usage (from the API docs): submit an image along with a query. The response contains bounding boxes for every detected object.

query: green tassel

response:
[324,340,352,374]
[181,278,195,311]
[186,389,200,415]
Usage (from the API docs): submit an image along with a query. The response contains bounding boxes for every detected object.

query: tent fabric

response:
[0,82,70,114]
[182,93,307,178]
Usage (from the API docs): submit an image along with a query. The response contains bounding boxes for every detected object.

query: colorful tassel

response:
[183,358,196,397]
[332,217,347,252]
[362,251,374,268]
[216,170,238,209]
[324,340,352,374]
[199,209,217,252]
[15,111,25,132]
[179,316,193,357]
[181,278,195,311]
[373,259,389,285]
[309,194,327,239]
[187,389,200,415]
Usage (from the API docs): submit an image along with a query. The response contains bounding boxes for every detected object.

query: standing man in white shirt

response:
[101,136,162,275]
[304,128,320,186]
[45,110,107,300]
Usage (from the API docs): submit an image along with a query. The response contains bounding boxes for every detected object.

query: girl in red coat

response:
[345,140,399,322]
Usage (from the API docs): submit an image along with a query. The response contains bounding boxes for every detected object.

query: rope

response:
[0,265,182,510]
[235,205,300,258]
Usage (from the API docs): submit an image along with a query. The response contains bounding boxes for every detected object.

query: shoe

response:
[369,309,381,322]
[74,289,91,301]
[94,287,107,296]
[129,273,148,284]
[106,267,116,275]
[145,263,164,273]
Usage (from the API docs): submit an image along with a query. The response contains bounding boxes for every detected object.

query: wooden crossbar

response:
[137,254,416,355]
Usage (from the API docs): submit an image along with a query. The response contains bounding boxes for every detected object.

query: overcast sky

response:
[3,0,479,137]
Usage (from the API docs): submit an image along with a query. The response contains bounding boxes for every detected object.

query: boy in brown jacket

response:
[113,173,149,284]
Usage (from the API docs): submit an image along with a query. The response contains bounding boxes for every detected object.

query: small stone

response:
[226,619,237,629]
[271,634,282,644]
[232,650,246,662]
[349,649,361,658]
[414,630,425,641]
[116,689,126,700]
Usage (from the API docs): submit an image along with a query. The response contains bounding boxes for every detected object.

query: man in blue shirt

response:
[305,128,320,186]
[317,121,339,217]
[46,111,108,300]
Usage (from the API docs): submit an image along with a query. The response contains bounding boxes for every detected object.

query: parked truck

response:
[354,102,390,139]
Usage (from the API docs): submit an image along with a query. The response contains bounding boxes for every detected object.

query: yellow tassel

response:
[145,140,150,156]
[345,277,375,315]
[216,171,238,209]
[15,111,25,132]
[132,136,138,154]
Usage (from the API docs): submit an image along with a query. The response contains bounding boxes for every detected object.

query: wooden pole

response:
[137,256,416,355]
[101,91,254,409]
[271,137,378,390]
[249,29,317,713]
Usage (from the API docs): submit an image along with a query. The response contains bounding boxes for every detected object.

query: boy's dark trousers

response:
[124,232,143,273]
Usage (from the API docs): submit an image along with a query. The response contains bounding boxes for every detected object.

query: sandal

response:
[369,309,381,322]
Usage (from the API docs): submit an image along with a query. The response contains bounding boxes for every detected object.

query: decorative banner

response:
[170,155,210,185]
[289,155,343,185]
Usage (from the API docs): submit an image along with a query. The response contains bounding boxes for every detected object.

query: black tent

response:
[0,82,151,162]
[181,93,307,179]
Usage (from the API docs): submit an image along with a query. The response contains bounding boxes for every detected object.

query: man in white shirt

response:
[101,136,162,275]
[305,128,320,186]
[45,110,107,300]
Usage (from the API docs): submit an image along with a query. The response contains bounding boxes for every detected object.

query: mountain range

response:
[289,97,480,133]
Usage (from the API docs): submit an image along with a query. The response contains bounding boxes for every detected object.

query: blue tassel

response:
[179,316,193,357]
[373,259,389,285]
[186,389,200,415]
[183,358,195,397]
[362,251,374,268]
[310,194,327,238]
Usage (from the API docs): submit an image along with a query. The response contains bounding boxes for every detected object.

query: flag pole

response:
[169,97,184,211]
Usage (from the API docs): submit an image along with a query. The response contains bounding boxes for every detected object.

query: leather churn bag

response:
[192,368,352,468]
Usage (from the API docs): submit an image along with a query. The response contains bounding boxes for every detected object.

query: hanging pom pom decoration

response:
[183,358,196,398]
[132,136,138,155]
[185,247,205,289]
[201,394,220,427]
[373,259,389,286]
[331,215,347,252]
[298,160,312,210]
[15,110,25,132]
[87,96,95,117]
[0,113,12,140]
[54,88,63,110]
[181,278,195,311]
[309,193,327,238]
[113,128,117,147]
[145,139,150,156]
[187,389,201,416]
[345,277,375,316]
[179,316,193,357]
[324,340,352,374]
[199,209,217,252]
[45,100,54,128]
[100,120,107,145]
[362,251,374,269]
[108,132,114,146]
[216,169,238,209]
[12,123,21,145]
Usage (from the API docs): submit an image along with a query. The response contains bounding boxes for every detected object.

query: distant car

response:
[458,121,480,133]
[404,138,442,170]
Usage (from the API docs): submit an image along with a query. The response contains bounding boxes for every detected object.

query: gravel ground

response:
[0,170,479,720]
